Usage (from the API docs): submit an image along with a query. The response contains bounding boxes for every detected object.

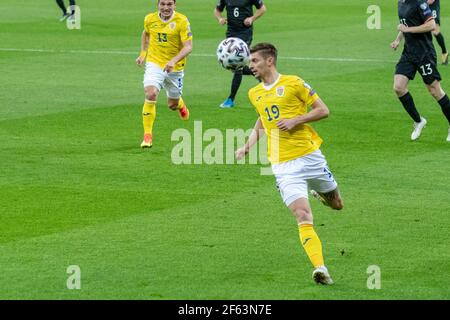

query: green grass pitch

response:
[0,0,449,299]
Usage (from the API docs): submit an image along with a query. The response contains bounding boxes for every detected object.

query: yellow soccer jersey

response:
[248,74,323,164]
[143,11,192,71]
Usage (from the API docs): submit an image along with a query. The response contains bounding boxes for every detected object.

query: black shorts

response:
[226,30,252,46]
[395,52,442,85]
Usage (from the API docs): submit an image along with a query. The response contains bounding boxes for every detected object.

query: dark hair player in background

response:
[214,0,266,108]
[391,0,450,141]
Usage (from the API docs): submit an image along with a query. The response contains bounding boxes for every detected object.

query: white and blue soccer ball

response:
[216,37,250,71]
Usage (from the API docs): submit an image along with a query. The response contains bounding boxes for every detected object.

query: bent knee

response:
[293,208,313,223]
[168,103,178,110]
[144,87,159,101]
[331,199,344,211]
[427,87,437,98]
[145,93,158,101]
[393,85,407,97]
[167,98,180,110]
[427,86,444,100]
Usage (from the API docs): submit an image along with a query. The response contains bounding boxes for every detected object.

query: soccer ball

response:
[216,37,250,71]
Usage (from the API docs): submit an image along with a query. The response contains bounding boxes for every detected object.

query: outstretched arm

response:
[276,98,329,132]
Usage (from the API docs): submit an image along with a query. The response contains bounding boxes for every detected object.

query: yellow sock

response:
[299,224,324,268]
[177,97,185,110]
[142,100,156,134]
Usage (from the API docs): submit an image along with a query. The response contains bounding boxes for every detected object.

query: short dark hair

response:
[250,43,278,65]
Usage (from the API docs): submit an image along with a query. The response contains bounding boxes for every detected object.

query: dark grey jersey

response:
[398,0,435,56]
[216,0,264,34]
[428,0,439,11]
[429,0,440,22]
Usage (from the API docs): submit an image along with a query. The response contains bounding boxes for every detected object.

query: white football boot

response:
[312,266,334,285]
[411,117,427,141]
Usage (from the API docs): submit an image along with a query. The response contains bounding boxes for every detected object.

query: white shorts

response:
[143,62,184,99]
[271,149,338,207]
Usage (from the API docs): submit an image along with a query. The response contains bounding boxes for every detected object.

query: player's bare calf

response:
[310,188,344,211]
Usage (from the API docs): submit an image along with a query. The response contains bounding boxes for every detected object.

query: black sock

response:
[399,92,421,122]
[435,33,447,54]
[438,94,450,124]
[69,0,76,14]
[229,70,243,101]
[56,0,67,14]
[242,66,254,76]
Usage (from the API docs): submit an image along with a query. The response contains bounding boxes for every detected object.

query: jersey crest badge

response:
[420,3,427,10]
[276,86,285,97]
[169,22,176,30]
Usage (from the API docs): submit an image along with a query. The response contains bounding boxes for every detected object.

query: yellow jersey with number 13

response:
[248,74,323,164]
[143,11,192,72]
